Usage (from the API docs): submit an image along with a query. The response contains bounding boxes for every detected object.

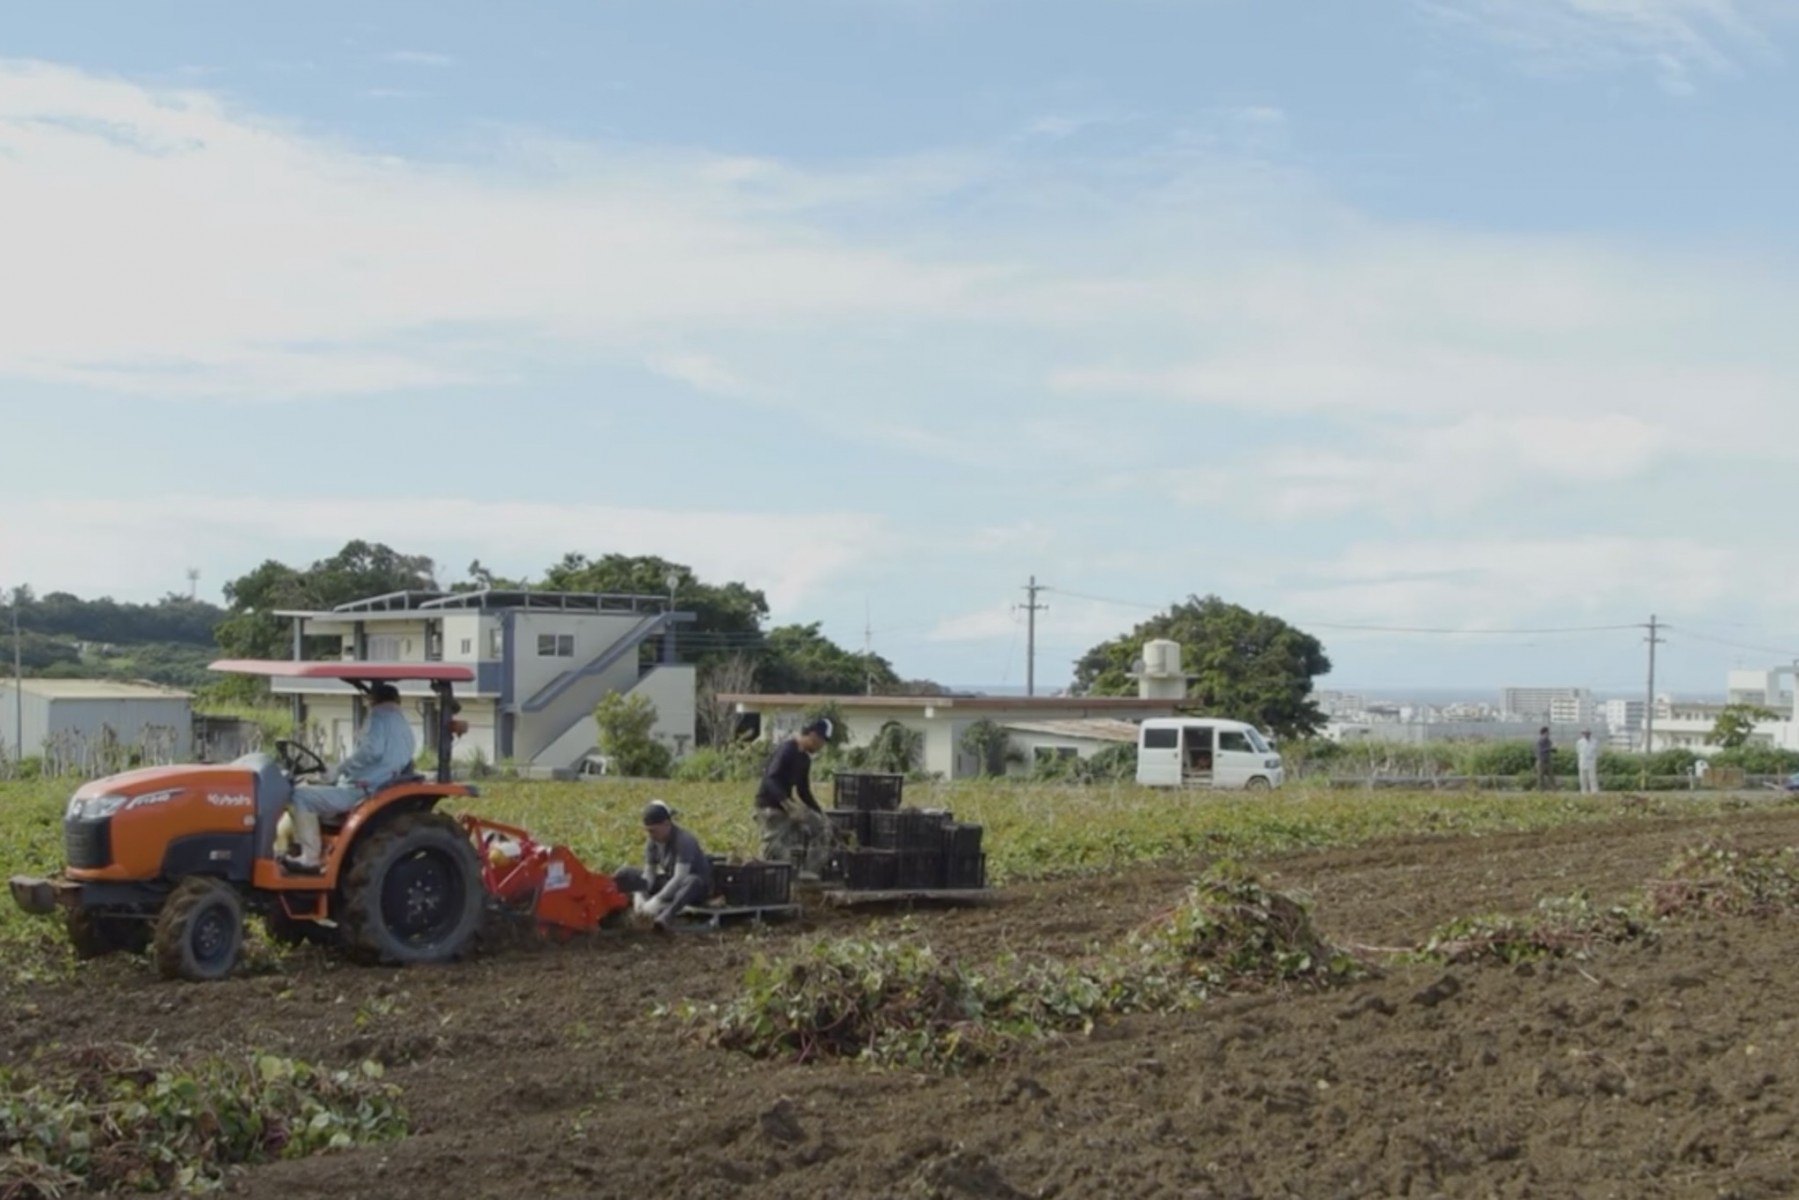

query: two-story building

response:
[270,589,697,777]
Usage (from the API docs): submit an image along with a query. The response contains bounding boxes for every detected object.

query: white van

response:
[1136,718,1284,790]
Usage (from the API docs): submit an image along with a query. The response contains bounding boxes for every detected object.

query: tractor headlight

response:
[66,793,128,821]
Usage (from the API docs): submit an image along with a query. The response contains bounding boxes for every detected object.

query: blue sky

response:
[4,0,1799,696]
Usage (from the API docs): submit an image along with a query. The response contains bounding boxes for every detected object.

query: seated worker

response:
[614,801,713,930]
[282,682,415,874]
[754,717,834,880]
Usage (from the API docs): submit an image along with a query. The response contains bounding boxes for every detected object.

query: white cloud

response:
[1159,413,1680,519]
[0,496,885,613]
[0,60,992,400]
[1272,535,1759,633]
[1417,0,1784,92]
[643,352,755,398]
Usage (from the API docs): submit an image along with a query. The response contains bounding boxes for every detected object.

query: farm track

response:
[8,803,1799,1198]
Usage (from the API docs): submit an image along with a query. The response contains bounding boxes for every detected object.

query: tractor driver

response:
[281,682,416,875]
[615,801,713,931]
[755,717,834,881]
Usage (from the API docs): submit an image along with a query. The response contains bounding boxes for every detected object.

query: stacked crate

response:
[832,772,904,889]
[835,795,986,892]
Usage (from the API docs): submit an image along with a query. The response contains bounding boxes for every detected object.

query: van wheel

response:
[1245,776,1272,792]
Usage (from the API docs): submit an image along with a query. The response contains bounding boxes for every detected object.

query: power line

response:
[1044,586,1643,636]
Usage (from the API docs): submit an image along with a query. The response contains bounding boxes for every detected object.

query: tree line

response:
[9,544,1342,742]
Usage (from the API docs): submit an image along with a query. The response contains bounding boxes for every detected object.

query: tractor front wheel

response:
[153,878,245,982]
[339,812,485,967]
[67,910,150,960]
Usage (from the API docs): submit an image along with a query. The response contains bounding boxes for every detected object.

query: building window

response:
[489,627,503,657]
[537,633,574,657]
[367,634,403,660]
[460,638,472,654]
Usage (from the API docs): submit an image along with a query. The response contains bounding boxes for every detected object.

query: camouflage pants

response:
[756,804,832,875]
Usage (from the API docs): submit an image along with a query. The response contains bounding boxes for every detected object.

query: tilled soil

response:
[9,804,1799,1199]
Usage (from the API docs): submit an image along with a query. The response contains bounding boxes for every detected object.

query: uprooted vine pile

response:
[0,1043,406,1197]
[681,862,1367,1071]
[1416,837,1799,967]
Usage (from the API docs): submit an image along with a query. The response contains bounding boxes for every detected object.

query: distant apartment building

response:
[1602,699,1646,749]
[1727,669,1796,710]
[1500,687,1595,726]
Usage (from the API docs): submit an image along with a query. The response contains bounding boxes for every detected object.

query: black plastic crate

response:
[895,850,946,890]
[868,809,949,852]
[845,848,898,891]
[833,772,905,812]
[945,854,986,890]
[942,823,983,856]
[719,861,794,907]
[827,808,867,846]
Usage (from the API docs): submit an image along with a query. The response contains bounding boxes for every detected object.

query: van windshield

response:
[1243,726,1271,753]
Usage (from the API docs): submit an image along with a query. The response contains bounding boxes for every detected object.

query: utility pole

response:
[186,567,200,600]
[1644,614,1664,759]
[8,587,20,769]
[1016,576,1049,697]
[863,599,874,696]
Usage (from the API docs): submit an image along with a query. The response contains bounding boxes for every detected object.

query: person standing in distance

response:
[1535,726,1554,791]
[1575,729,1601,795]
[756,717,833,880]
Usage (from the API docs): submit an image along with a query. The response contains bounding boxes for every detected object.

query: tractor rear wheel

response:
[67,910,150,960]
[339,812,484,967]
[153,877,245,982]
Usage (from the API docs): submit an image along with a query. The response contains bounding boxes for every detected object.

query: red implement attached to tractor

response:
[463,815,632,938]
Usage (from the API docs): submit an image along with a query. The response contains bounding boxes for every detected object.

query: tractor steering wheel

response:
[275,738,330,780]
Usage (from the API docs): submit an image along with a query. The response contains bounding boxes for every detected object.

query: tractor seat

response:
[316,773,429,832]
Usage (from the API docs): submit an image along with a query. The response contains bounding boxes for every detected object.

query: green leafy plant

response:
[1417,892,1651,965]
[0,1044,405,1196]
[593,692,673,779]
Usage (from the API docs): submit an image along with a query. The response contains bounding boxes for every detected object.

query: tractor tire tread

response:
[339,810,483,967]
[153,876,245,983]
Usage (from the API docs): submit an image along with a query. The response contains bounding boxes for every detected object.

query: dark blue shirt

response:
[757,738,820,812]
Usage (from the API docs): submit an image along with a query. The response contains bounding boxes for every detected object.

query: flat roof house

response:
[720,693,1182,780]
[271,589,697,777]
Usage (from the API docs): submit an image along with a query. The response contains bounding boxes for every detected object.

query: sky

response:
[4,0,1799,697]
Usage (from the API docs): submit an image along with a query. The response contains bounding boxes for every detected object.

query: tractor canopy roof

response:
[207,659,476,683]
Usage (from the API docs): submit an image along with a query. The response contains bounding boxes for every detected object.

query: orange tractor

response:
[7,659,632,981]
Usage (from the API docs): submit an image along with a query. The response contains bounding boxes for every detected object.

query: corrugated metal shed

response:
[0,678,193,765]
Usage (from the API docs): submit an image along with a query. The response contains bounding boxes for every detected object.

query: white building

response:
[721,695,1182,780]
[0,679,193,766]
[1601,699,1647,749]
[269,589,697,777]
[1501,687,1595,726]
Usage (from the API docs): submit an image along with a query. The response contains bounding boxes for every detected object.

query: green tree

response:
[1073,595,1331,740]
[217,541,438,662]
[594,692,674,778]
[960,719,1022,777]
[1708,703,1779,750]
[541,553,768,671]
[846,721,924,775]
[758,622,901,695]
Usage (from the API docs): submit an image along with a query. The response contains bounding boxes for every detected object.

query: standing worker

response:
[615,801,713,931]
[1535,726,1554,791]
[1575,729,1601,795]
[756,717,834,880]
